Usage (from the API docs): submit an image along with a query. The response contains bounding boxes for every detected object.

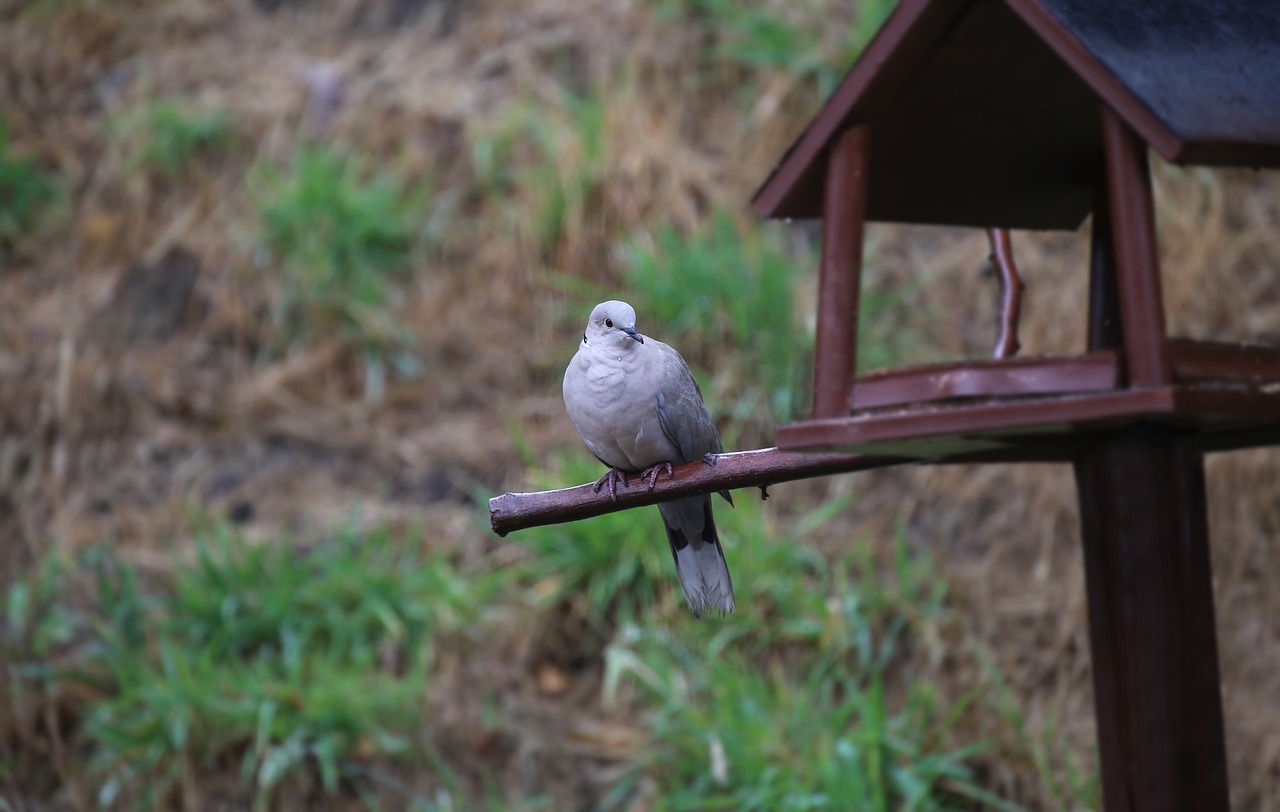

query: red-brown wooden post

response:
[812,124,870,419]
[1087,188,1124,358]
[1075,174,1230,812]
[1101,106,1171,387]
[1074,435,1230,812]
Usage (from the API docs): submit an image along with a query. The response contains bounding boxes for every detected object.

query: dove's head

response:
[584,300,644,349]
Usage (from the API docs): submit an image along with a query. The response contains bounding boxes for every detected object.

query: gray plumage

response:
[563,300,735,617]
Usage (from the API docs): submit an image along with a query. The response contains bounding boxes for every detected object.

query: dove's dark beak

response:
[623,327,644,344]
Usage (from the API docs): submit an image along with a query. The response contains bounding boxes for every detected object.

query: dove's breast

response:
[563,345,678,471]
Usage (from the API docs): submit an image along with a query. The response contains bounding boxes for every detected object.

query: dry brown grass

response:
[1,0,1278,809]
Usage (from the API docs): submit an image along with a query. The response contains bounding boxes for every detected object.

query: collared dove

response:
[563,300,735,617]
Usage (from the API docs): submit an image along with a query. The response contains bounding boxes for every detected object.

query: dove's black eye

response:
[605,319,613,328]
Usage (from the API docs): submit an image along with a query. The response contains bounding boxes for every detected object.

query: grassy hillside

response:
[2,0,1278,809]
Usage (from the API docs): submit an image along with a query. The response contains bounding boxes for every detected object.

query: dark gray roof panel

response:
[1039,0,1280,148]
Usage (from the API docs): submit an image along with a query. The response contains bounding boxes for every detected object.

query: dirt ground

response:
[1,0,1278,809]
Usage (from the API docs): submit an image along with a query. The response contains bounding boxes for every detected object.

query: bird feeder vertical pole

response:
[1074,435,1230,812]
[812,124,871,419]
[1074,108,1230,812]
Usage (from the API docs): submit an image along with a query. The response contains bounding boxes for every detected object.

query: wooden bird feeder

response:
[754,0,1280,809]
[492,1,1280,808]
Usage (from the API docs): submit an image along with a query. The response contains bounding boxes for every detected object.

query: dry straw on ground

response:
[1,0,1277,808]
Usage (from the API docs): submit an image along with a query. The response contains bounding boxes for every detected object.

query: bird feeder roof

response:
[752,0,1280,230]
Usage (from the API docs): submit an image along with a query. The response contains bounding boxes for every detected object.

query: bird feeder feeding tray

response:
[777,344,1280,460]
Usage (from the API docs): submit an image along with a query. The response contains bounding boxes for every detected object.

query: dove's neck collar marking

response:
[582,334,640,364]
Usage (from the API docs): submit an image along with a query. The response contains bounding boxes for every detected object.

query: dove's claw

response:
[592,467,629,501]
[702,453,719,466]
[641,461,675,492]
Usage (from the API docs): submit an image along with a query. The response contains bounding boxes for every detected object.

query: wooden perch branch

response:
[489,447,902,537]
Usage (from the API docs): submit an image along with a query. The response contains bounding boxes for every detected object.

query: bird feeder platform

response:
[777,343,1280,461]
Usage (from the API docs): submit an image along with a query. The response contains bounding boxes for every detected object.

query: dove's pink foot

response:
[592,467,629,501]
[641,461,674,492]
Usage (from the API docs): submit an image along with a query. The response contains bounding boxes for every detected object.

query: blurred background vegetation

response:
[1,0,1278,809]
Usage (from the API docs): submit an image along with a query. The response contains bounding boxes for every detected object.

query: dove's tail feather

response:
[659,495,735,617]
